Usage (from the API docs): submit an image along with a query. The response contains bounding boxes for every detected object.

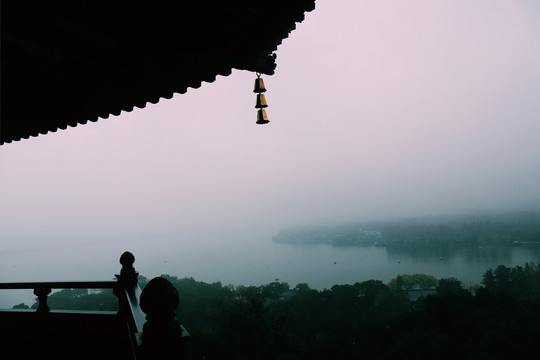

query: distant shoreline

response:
[272,210,540,247]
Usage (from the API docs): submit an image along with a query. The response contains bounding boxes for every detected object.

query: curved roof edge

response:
[1,1,316,145]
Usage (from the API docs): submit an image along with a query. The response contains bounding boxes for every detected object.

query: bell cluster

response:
[254,76,269,124]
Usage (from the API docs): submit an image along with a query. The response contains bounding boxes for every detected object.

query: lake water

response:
[2,233,540,308]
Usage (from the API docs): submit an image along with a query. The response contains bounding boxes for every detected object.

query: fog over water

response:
[2,229,540,308]
[1,1,540,306]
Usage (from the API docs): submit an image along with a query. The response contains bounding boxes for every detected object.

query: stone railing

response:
[0,280,117,313]
[0,251,189,359]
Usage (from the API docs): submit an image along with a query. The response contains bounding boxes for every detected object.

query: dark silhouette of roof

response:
[0,1,316,145]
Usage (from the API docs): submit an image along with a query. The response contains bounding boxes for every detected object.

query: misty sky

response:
[1,0,540,252]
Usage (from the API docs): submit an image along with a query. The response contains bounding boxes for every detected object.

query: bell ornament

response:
[253,77,267,93]
[256,109,270,124]
[255,93,268,109]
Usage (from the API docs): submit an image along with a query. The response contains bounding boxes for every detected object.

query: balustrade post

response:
[114,251,139,317]
[34,286,51,313]
[113,252,188,358]
[139,277,187,358]
[117,251,139,287]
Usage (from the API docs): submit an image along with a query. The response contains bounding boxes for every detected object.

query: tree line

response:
[273,211,540,247]
[13,261,540,359]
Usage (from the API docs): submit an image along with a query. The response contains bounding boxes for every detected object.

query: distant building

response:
[279,290,298,301]
[406,289,437,302]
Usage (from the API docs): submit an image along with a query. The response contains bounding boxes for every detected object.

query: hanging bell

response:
[255,93,268,108]
[256,109,270,124]
[254,77,266,93]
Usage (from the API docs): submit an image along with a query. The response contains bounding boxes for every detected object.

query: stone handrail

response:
[0,251,189,359]
[0,281,117,313]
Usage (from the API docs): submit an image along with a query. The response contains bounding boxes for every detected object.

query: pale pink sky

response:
[1,0,540,250]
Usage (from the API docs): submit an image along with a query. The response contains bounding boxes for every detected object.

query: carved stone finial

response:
[140,277,182,345]
[118,251,138,286]
[120,251,135,268]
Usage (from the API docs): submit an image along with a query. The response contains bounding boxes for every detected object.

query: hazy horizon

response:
[2,0,540,269]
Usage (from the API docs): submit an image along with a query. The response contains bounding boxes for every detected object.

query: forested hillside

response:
[15,262,540,359]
